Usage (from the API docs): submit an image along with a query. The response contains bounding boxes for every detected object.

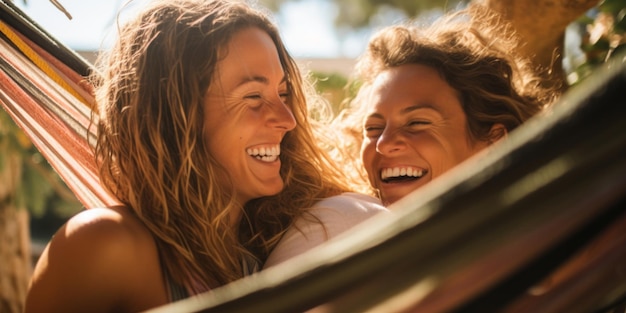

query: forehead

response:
[211,27,284,89]
[364,64,460,113]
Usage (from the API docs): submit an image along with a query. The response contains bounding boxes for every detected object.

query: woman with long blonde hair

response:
[24,1,386,312]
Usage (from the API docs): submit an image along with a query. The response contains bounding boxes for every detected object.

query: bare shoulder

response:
[25,206,167,313]
[61,206,150,246]
[47,206,152,265]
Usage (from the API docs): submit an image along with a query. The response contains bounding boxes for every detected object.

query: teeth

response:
[381,167,424,180]
[247,145,281,162]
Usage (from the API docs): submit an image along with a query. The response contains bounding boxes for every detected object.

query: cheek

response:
[470,139,491,154]
[205,123,233,164]
[449,135,484,161]
[426,138,478,175]
[360,141,376,174]
[206,133,226,165]
[204,121,220,146]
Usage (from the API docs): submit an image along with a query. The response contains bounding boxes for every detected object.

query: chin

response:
[379,186,415,206]
[380,194,401,207]
[261,182,285,197]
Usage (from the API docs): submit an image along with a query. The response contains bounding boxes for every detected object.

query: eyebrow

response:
[401,103,441,114]
[366,103,442,120]
[234,74,288,88]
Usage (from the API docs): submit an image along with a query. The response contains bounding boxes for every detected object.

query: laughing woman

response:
[336,4,558,206]
[24,1,386,312]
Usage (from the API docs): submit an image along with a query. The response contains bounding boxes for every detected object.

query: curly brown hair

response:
[332,3,559,195]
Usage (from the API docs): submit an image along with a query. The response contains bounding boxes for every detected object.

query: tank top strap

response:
[158,252,190,302]
[164,270,190,302]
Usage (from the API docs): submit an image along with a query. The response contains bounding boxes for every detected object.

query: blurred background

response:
[1,0,625,312]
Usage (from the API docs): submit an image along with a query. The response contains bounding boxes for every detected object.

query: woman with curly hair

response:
[24,0,386,312]
[333,4,558,206]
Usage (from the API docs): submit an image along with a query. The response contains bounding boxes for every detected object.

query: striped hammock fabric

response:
[0,3,118,208]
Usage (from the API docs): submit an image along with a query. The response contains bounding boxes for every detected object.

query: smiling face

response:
[361,64,493,206]
[204,27,296,205]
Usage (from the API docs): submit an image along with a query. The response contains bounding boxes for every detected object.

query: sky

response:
[12,0,370,58]
[12,0,590,71]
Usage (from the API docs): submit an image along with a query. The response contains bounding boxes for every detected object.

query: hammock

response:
[0,0,118,208]
[2,1,625,312]
[149,56,626,312]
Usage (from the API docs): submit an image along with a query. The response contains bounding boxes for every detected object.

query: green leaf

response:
[20,162,54,217]
[311,71,348,91]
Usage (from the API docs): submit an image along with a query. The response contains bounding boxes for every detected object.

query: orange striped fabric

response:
[0,20,118,208]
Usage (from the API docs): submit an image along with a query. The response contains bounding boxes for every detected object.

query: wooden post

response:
[0,152,31,313]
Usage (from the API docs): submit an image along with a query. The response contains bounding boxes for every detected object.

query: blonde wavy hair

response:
[91,0,348,292]
[332,3,559,195]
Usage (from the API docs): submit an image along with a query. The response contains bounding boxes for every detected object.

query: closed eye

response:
[245,90,289,103]
[364,125,384,138]
[244,94,264,109]
[408,120,430,126]
[278,81,290,102]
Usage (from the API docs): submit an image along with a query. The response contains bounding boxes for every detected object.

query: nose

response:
[376,127,405,155]
[267,95,296,131]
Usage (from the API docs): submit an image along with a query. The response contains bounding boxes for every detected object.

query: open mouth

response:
[247,145,280,162]
[380,167,425,183]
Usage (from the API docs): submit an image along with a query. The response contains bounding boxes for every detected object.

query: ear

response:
[487,123,507,144]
